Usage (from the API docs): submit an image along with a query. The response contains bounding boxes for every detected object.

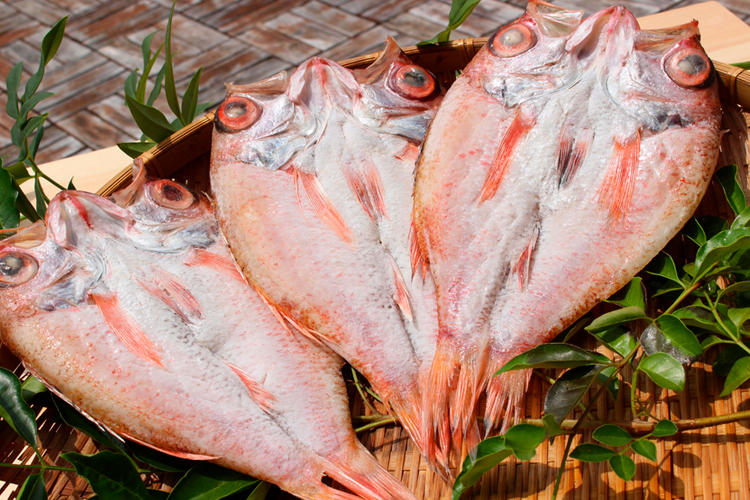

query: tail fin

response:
[483,367,531,434]
[324,442,417,500]
[381,384,424,460]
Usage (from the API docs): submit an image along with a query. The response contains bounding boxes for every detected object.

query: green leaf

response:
[606,277,646,310]
[137,43,164,103]
[52,395,128,454]
[0,368,38,450]
[645,253,683,286]
[731,204,750,229]
[544,365,598,423]
[720,356,750,397]
[118,141,157,159]
[732,61,750,69]
[701,334,730,350]
[639,353,685,391]
[246,481,271,500]
[24,17,68,100]
[695,228,750,280]
[503,424,546,461]
[18,92,54,121]
[716,164,747,215]
[147,64,167,107]
[570,443,616,462]
[128,441,192,472]
[21,376,47,403]
[655,314,703,358]
[166,463,261,500]
[124,93,177,143]
[141,32,157,69]
[586,306,648,333]
[18,473,46,500]
[718,282,750,302]
[29,122,45,160]
[496,344,606,375]
[682,217,706,246]
[0,167,20,229]
[452,436,513,500]
[194,101,213,117]
[593,424,632,447]
[6,62,23,120]
[673,306,722,335]
[609,455,636,481]
[631,439,657,461]
[590,325,636,358]
[163,4,183,124]
[699,216,729,240]
[420,0,482,44]
[728,307,750,335]
[181,67,203,124]
[125,70,139,99]
[652,419,678,437]
[597,365,620,400]
[63,451,150,500]
[541,414,566,439]
[713,344,750,376]
[34,177,47,219]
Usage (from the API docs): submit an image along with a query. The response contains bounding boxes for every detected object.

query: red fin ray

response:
[596,131,641,220]
[557,127,593,187]
[183,248,246,282]
[479,111,536,203]
[512,224,540,289]
[343,161,389,223]
[409,218,428,280]
[225,362,277,412]
[117,430,220,460]
[91,292,163,367]
[137,269,203,325]
[484,367,532,434]
[295,170,353,244]
[388,256,413,322]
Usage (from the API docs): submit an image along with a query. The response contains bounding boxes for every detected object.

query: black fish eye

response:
[161,183,184,202]
[677,54,707,75]
[0,252,38,286]
[0,255,23,276]
[224,101,248,118]
[403,68,427,88]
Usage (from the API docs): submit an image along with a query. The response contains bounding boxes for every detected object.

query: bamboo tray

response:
[2,39,750,500]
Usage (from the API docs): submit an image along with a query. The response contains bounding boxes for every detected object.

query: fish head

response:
[472,0,584,107]
[212,71,320,171]
[352,37,444,140]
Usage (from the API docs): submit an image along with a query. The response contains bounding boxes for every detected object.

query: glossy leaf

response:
[719,282,750,302]
[63,451,150,500]
[0,368,38,450]
[118,141,157,159]
[421,0,482,44]
[720,356,750,397]
[570,444,616,462]
[0,167,20,229]
[14,182,39,222]
[609,455,636,481]
[452,436,513,500]
[504,424,546,461]
[496,344,606,375]
[597,365,620,400]
[544,365,597,423]
[645,253,683,285]
[682,217,706,246]
[593,425,632,447]
[590,325,635,358]
[698,216,729,241]
[167,463,261,500]
[128,441,192,473]
[6,62,23,119]
[713,345,750,377]
[631,439,657,461]
[673,306,722,334]
[125,70,139,99]
[18,473,46,500]
[652,420,678,437]
[246,481,271,500]
[655,315,703,358]
[29,123,45,159]
[18,92,54,122]
[147,64,167,107]
[606,277,646,309]
[639,353,685,391]
[542,414,566,439]
[124,93,177,143]
[24,17,68,100]
[728,307,750,335]
[701,334,730,350]
[586,306,648,333]
[181,67,203,124]
[731,204,750,229]
[21,376,47,403]
[695,228,750,280]
[34,177,47,219]
[52,395,128,454]
[716,164,746,215]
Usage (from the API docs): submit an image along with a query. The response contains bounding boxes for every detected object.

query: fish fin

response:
[395,141,420,163]
[596,132,641,220]
[323,442,418,500]
[557,127,593,187]
[409,218,429,280]
[484,365,532,433]
[137,269,204,325]
[225,362,277,412]
[379,385,424,466]
[388,256,413,322]
[343,162,388,223]
[296,170,353,244]
[253,285,327,346]
[183,248,246,282]
[90,292,163,367]
[511,225,540,290]
[110,158,147,208]
[117,430,221,460]
[479,111,536,203]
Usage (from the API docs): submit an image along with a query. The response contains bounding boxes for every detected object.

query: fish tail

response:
[383,386,424,456]
[483,365,531,434]
[324,442,418,500]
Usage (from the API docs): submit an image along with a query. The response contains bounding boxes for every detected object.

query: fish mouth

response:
[567,5,639,63]
[47,191,133,249]
[288,56,361,112]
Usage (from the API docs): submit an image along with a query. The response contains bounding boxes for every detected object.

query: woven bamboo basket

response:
[1,39,750,500]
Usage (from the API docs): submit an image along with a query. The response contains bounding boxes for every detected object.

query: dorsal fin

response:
[294,169,353,245]
[183,248,246,282]
[343,161,388,223]
[597,131,641,220]
[137,268,204,324]
[90,292,163,367]
[512,224,540,289]
[557,126,593,187]
[225,362,277,413]
[388,255,413,322]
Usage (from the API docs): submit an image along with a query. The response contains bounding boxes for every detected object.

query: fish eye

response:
[148,180,197,210]
[389,65,438,100]
[490,24,536,57]
[216,96,261,132]
[0,252,38,286]
[665,48,712,88]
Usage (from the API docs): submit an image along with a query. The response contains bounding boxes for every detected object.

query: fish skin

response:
[414,0,721,460]
[0,165,416,500]
[211,39,442,467]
